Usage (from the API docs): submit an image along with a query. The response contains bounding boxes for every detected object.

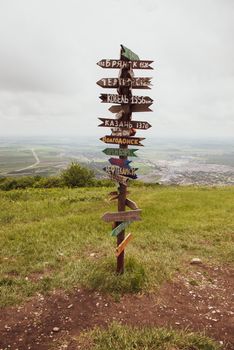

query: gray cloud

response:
[0,0,233,138]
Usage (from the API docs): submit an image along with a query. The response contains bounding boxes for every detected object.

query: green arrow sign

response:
[121,45,139,61]
[111,221,132,237]
[102,148,138,157]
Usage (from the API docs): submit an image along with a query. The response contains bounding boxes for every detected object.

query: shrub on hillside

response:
[33,176,62,188]
[0,176,39,191]
[61,162,95,187]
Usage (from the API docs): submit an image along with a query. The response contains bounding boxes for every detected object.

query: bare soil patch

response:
[0,264,233,350]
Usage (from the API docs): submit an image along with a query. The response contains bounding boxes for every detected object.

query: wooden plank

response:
[102,148,138,157]
[109,157,132,169]
[96,77,152,89]
[99,118,152,130]
[108,173,128,186]
[97,59,153,69]
[109,104,152,113]
[99,94,153,104]
[103,166,138,179]
[115,233,133,257]
[100,136,145,147]
[110,128,132,137]
[125,198,138,210]
[111,221,132,237]
[102,209,141,222]
[109,195,119,201]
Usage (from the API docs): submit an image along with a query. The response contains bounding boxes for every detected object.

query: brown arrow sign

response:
[99,94,153,105]
[100,135,145,146]
[102,209,141,222]
[96,78,152,89]
[125,198,139,210]
[109,104,152,113]
[98,118,152,130]
[97,59,153,69]
[107,173,128,186]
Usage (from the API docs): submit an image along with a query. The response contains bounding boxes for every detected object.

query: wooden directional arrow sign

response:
[125,198,138,210]
[100,136,145,147]
[99,118,152,130]
[109,158,132,169]
[107,173,128,186]
[109,104,152,113]
[96,78,152,89]
[102,148,138,157]
[103,166,138,179]
[102,209,141,223]
[115,233,133,257]
[97,59,153,70]
[99,94,153,105]
[111,221,132,237]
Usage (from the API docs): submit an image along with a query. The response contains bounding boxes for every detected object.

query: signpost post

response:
[97,45,153,274]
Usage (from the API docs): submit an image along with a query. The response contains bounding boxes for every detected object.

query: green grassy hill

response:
[0,185,233,307]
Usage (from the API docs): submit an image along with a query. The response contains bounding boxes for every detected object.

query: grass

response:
[0,185,234,306]
[75,322,220,350]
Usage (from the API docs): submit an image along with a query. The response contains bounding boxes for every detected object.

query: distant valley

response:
[0,136,233,186]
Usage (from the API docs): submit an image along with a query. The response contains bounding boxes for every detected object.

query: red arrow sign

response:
[99,94,153,105]
[97,59,153,69]
[109,104,153,113]
[109,158,132,168]
[96,77,152,89]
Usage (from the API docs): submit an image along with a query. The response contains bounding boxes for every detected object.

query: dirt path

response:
[0,264,233,350]
[15,148,40,172]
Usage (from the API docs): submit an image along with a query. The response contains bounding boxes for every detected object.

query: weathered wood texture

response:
[109,104,152,113]
[99,94,153,104]
[100,136,145,146]
[125,198,138,210]
[102,148,138,157]
[97,59,153,69]
[102,209,141,222]
[99,118,152,130]
[96,77,152,89]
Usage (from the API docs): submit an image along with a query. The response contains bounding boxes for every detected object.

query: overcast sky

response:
[0,0,233,140]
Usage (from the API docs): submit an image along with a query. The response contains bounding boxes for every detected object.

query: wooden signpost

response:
[97,45,154,274]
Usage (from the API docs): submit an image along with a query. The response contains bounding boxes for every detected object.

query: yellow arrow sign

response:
[115,233,133,257]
